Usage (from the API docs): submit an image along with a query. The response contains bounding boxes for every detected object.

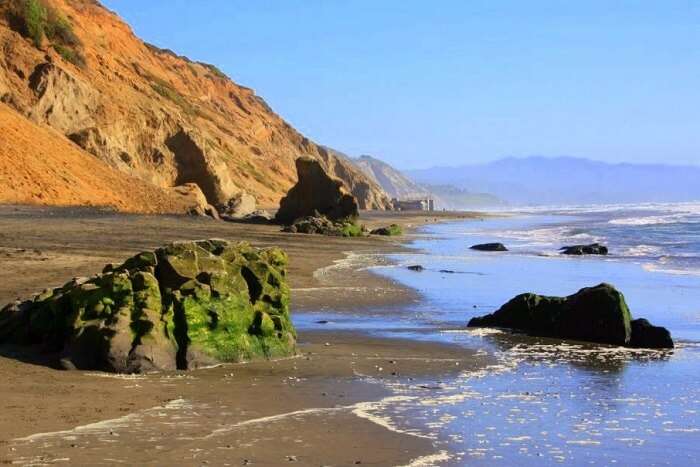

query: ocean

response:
[297,202,700,465]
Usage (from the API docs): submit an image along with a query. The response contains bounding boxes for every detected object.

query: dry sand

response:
[0,206,488,466]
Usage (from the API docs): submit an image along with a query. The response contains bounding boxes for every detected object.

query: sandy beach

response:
[0,205,487,466]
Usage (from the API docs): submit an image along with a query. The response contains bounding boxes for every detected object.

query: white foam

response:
[400,450,452,467]
[14,399,191,442]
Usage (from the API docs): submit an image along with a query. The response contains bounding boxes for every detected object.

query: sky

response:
[101,0,699,170]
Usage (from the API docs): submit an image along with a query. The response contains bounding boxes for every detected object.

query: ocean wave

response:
[609,213,700,226]
[622,245,664,257]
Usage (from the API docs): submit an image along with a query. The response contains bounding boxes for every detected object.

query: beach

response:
[2,203,699,466]
[0,206,485,466]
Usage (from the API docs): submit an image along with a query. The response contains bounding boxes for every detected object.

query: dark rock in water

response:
[629,318,674,349]
[439,269,456,274]
[468,283,673,348]
[470,243,508,252]
[275,157,359,224]
[407,265,424,272]
[0,240,296,372]
[560,243,608,255]
[370,224,402,236]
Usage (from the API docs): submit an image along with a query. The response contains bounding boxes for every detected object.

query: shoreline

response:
[0,205,489,465]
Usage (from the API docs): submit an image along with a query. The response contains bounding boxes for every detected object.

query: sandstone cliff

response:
[0,0,391,211]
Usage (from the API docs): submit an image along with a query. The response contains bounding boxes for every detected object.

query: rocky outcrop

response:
[468,283,673,348]
[317,148,393,210]
[275,157,359,224]
[219,191,257,219]
[0,1,391,212]
[560,243,608,255]
[0,240,296,372]
[630,318,674,349]
[28,62,98,135]
[370,224,402,236]
[470,242,508,252]
[282,215,364,237]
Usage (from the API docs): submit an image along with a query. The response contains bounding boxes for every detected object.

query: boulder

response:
[275,157,359,224]
[629,319,674,349]
[370,224,403,236]
[172,183,220,220]
[219,192,257,219]
[468,283,673,348]
[560,243,608,255]
[0,240,296,372]
[470,242,508,252]
[282,215,364,237]
[407,265,425,272]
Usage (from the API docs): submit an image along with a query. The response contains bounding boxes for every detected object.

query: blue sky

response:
[101,0,699,169]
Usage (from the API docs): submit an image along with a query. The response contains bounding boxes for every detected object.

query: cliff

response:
[0,0,391,211]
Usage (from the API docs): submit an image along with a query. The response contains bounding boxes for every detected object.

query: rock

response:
[629,318,674,349]
[0,240,296,372]
[173,183,221,220]
[370,224,402,236]
[219,192,257,218]
[407,265,424,272]
[283,215,363,237]
[187,204,220,220]
[468,283,673,348]
[560,243,608,255]
[470,243,508,252]
[28,63,98,135]
[275,157,359,224]
[468,283,632,346]
[243,210,273,223]
[222,209,273,224]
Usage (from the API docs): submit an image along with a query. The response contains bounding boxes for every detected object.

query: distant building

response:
[391,198,435,212]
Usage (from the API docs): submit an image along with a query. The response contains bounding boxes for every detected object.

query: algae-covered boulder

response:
[0,240,296,372]
[370,224,403,236]
[468,283,673,348]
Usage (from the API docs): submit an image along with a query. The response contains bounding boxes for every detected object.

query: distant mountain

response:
[352,155,429,200]
[348,154,505,210]
[406,157,700,205]
[421,184,506,210]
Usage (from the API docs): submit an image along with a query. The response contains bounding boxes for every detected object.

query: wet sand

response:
[0,205,487,466]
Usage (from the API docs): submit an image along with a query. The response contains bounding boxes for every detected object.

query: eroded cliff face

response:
[0,0,391,211]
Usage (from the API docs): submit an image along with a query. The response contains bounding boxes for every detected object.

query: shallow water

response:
[298,208,700,465]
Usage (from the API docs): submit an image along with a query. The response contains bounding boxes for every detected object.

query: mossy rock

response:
[0,240,296,372]
[468,283,673,348]
[370,224,403,236]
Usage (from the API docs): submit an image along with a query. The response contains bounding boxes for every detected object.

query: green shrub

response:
[54,43,85,67]
[23,0,47,47]
[18,0,85,67]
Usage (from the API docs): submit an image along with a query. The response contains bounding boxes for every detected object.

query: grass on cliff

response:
[17,0,86,67]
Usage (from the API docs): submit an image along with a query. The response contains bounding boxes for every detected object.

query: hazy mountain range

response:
[406,157,700,206]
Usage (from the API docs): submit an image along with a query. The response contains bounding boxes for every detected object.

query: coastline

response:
[0,205,488,465]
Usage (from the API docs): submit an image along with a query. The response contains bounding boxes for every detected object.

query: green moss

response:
[339,221,363,237]
[0,240,296,372]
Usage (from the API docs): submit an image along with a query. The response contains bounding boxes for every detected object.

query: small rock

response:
[407,265,424,272]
